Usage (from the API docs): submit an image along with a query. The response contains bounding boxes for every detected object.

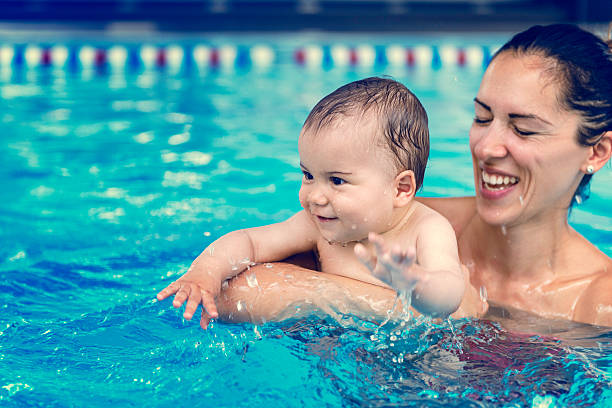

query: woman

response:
[188,24,612,328]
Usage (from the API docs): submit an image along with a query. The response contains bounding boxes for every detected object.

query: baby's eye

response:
[302,170,313,180]
[330,176,345,185]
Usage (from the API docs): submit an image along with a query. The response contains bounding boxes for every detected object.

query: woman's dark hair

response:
[493,24,612,207]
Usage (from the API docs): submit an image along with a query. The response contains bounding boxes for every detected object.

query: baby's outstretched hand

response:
[156,268,220,330]
[354,232,421,293]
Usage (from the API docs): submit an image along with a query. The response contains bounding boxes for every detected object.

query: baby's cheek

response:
[298,188,308,210]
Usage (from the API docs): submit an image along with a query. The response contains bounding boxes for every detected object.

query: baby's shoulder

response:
[410,201,455,230]
[398,202,457,242]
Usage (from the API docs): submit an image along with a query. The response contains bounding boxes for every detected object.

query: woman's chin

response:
[475,198,520,228]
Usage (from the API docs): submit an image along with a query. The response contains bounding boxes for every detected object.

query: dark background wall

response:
[0,0,610,31]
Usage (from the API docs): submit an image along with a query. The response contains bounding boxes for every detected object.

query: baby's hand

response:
[354,232,421,293]
[156,266,220,330]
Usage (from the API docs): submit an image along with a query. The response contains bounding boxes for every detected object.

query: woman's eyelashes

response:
[512,126,536,137]
[473,116,492,125]
[473,116,537,137]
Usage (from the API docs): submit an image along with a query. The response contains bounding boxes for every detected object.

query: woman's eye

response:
[513,126,536,137]
[473,116,491,124]
[302,171,313,180]
[330,176,345,185]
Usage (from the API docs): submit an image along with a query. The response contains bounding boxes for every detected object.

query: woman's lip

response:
[479,177,518,200]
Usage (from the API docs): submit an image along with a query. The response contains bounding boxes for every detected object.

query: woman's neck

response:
[462,211,574,282]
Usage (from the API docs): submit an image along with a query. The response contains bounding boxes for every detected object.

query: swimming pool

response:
[1,31,611,407]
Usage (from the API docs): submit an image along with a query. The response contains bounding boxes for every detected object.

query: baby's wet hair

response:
[302,77,430,190]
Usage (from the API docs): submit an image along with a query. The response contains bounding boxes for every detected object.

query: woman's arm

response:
[216,261,486,328]
[216,262,398,326]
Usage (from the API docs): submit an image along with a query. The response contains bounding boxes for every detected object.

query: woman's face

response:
[469,52,590,227]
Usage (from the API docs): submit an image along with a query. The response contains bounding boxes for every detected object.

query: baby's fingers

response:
[200,308,212,330]
[390,245,416,266]
[200,290,219,320]
[156,281,180,301]
[172,284,191,308]
[354,243,376,272]
[183,288,202,320]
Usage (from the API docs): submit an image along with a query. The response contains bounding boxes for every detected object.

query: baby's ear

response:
[394,170,416,207]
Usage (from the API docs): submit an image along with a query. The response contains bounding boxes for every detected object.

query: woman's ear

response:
[394,170,416,207]
[584,131,612,174]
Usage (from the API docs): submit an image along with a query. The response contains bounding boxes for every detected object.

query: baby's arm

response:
[409,214,465,316]
[355,214,464,317]
[156,211,318,328]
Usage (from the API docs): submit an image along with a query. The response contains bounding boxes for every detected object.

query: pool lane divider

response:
[0,43,500,70]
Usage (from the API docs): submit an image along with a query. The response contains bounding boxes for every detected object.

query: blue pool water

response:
[0,32,611,407]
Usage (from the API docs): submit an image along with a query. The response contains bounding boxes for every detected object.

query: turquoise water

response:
[0,33,611,407]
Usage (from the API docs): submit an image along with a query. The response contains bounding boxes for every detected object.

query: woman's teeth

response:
[482,170,518,190]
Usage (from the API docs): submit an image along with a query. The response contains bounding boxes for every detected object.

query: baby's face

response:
[297,116,400,244]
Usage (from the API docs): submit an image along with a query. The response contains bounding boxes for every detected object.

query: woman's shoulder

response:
[572,243,612,326]
[416,196,477,236]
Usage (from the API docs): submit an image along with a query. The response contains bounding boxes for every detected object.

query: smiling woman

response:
[215,23,612,327]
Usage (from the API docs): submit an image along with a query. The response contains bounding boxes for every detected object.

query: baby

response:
[157,77,465,328]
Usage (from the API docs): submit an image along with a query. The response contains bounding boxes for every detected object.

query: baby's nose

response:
[309,188,329,206]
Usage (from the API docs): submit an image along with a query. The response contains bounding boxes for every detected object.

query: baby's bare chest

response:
[316,241,386,286]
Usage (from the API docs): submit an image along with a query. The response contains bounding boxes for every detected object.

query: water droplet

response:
[479,285,488,303]
[264,263,273,268]
[351,224,357,230]
[575,195,582,205]
[236,300,245,311]
[501,225,507,235]
[245,272,259,288]
[221,281,229,289]
[519,195,524,206]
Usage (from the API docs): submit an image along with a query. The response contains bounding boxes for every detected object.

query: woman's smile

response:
[480,168,520,199]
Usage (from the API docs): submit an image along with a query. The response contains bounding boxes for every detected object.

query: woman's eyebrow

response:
[508,112,553,125]
[474,97,491,111]
[475,97,553,126]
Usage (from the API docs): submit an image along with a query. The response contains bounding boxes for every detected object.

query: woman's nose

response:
[472,123,508,160]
